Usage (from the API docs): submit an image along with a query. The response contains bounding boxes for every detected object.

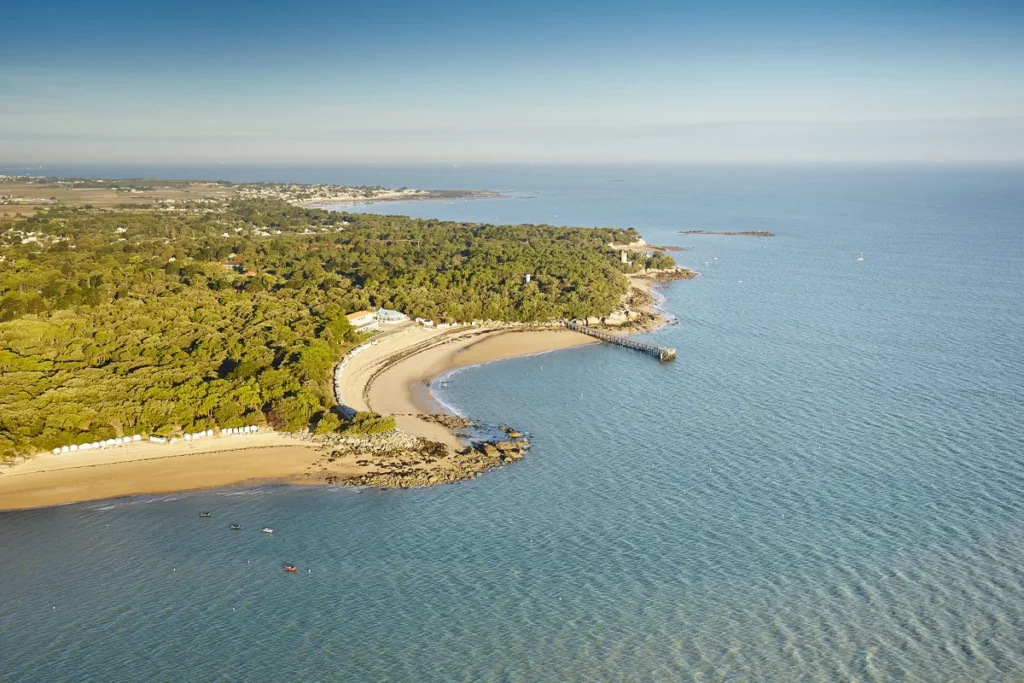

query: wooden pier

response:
[564,322,676,362]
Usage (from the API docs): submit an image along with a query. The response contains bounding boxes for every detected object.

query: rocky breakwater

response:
[636,265,698,283]
[305,420,530,488]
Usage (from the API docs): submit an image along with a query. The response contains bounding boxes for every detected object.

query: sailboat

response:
[856,252,865,262]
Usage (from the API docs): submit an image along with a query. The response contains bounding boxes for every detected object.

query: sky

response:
[2,0,1024,163]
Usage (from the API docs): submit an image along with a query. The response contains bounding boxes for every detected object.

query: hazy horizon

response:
[3,0,1023,164]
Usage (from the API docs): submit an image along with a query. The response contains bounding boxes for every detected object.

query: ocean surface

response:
[2,165,1023,681]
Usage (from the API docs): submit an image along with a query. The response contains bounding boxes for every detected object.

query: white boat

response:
[262,528,273,534]
[857,252,865,262]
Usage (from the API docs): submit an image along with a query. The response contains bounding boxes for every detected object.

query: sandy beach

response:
[0,433,327,511]
[340,325,598,448]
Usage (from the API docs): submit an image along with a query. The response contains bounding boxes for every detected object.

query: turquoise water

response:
[2,166,1023,681]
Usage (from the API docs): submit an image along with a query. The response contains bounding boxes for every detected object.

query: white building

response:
[346,310,379,331]
[376,308,408,324]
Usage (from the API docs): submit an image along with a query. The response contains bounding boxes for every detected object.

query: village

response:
[0,174,496,221]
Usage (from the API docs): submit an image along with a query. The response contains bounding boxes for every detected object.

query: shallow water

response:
[2,165,1023,681]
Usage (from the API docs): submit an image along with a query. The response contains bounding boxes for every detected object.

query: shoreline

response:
[0,273,686,510]
[304,188,503,209]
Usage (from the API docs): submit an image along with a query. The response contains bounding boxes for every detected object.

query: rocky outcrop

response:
[636,267,698,282]
[499,426,524,439]
[307,424,530,489]
[420,414,476,430]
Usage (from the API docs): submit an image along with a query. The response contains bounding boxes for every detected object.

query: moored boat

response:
[262,528,273,534]
[229,524,241,530]
[283,564,297,572]
[199,512,212,518]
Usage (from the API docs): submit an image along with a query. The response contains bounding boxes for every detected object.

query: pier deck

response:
[564,322,676,361]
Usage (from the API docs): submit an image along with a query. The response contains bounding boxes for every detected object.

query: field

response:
[0,180,235,220]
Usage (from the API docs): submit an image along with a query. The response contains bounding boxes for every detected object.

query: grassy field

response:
[0,181,235,220]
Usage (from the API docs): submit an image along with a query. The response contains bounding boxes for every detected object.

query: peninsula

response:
[0,174,499,221]
[679,230,775,237]
[0,176,693,509]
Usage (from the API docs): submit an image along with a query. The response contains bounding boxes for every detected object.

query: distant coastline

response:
[0,174,500,220]
[679,230,775,237]
[305,188,503,208]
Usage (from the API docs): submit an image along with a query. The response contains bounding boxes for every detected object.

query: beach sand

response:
[0,434,330,512]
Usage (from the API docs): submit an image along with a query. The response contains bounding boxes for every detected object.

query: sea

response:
[2,164,1023,681]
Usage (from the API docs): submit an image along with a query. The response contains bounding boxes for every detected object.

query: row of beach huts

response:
[332,339,378,411]
[50,425,260,455]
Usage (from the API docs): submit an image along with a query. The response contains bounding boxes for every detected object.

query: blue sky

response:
[2,0,1023,162]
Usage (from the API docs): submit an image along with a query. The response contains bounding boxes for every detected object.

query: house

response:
[346,310,378,331]
[376,307,408,324]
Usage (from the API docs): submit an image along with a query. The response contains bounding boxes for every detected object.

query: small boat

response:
[283,564,297,573]
[199,512,212,518]
[262,528,273,534]
[229,524,241,530]
[857,252,865,262]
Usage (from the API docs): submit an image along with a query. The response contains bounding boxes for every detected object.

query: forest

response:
[0,200,660,459]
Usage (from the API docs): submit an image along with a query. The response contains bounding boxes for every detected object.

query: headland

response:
[0,179,695,509]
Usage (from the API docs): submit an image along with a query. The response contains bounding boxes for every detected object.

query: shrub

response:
[315,412,342,434]
[341,411,396,435]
